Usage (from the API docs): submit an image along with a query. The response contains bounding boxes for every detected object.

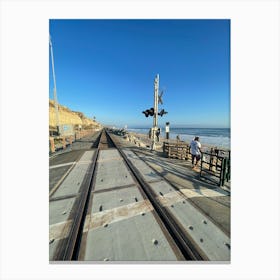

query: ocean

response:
[127,127,230,150]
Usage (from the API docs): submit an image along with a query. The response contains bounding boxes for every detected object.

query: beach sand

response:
[124,132,166,151]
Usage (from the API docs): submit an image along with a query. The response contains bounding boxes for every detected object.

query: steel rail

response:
[129,148,230,237]
[105,129,204,260]
[52,129,218,261]
[63,130,110,260]
[97,129,186,261]
[60,129,117,260]
[49,131,102,199]
[56,149,99,260]
[52,132,103,260]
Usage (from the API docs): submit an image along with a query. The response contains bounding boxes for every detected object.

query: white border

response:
[1,0,279,279]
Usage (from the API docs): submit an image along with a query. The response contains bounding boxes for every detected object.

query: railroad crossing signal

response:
[141,74,168,151]
[142,90,167,118]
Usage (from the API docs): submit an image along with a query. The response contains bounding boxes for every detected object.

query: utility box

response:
[58,124,74,136]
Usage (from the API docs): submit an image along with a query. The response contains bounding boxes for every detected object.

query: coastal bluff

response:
[49,99,102,131]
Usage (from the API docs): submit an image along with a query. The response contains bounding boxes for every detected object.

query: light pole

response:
[49,34,60,135]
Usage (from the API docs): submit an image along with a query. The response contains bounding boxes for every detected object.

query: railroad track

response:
[49,129,230,261]
[125,147,231,236]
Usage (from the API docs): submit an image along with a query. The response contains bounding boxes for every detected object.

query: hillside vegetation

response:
[49,99,102,130]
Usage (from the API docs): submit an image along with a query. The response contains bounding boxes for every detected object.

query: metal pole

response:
[49,35,60,134]
[151,74,159,150]
[153,74,159,128]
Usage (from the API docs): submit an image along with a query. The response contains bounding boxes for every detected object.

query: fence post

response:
[226,157,230,182]
[220,157,227,186]
[219,158,223,187]
[209,148,214,171]
[200,153,203,176]
[227,151,231,181]
[49,137,55,153]
[62,137,66,149]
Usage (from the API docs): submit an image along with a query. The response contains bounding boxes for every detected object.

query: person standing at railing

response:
[190,136,202,169]
[156,128,161,142]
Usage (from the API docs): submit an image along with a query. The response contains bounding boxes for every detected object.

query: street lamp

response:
[49,34,60,135]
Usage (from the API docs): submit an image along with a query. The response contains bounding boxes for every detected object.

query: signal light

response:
[149,108,155,116]
[142,107,154,117]
[158,109,168,117]
[142,110,149,117]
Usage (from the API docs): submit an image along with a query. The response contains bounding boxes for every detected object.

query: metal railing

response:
[200,148,230,187]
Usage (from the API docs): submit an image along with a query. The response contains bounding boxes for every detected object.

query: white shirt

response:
[190,140,201,155]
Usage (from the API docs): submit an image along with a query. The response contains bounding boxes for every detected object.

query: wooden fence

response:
[163,142,191,160]
[49,129,96,154]
[163,142,231,187]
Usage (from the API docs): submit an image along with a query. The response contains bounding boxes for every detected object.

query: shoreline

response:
[126,128,230,151]
[126,131,230,152]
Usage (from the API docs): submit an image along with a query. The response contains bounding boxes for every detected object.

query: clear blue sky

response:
[49,19,230,128]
